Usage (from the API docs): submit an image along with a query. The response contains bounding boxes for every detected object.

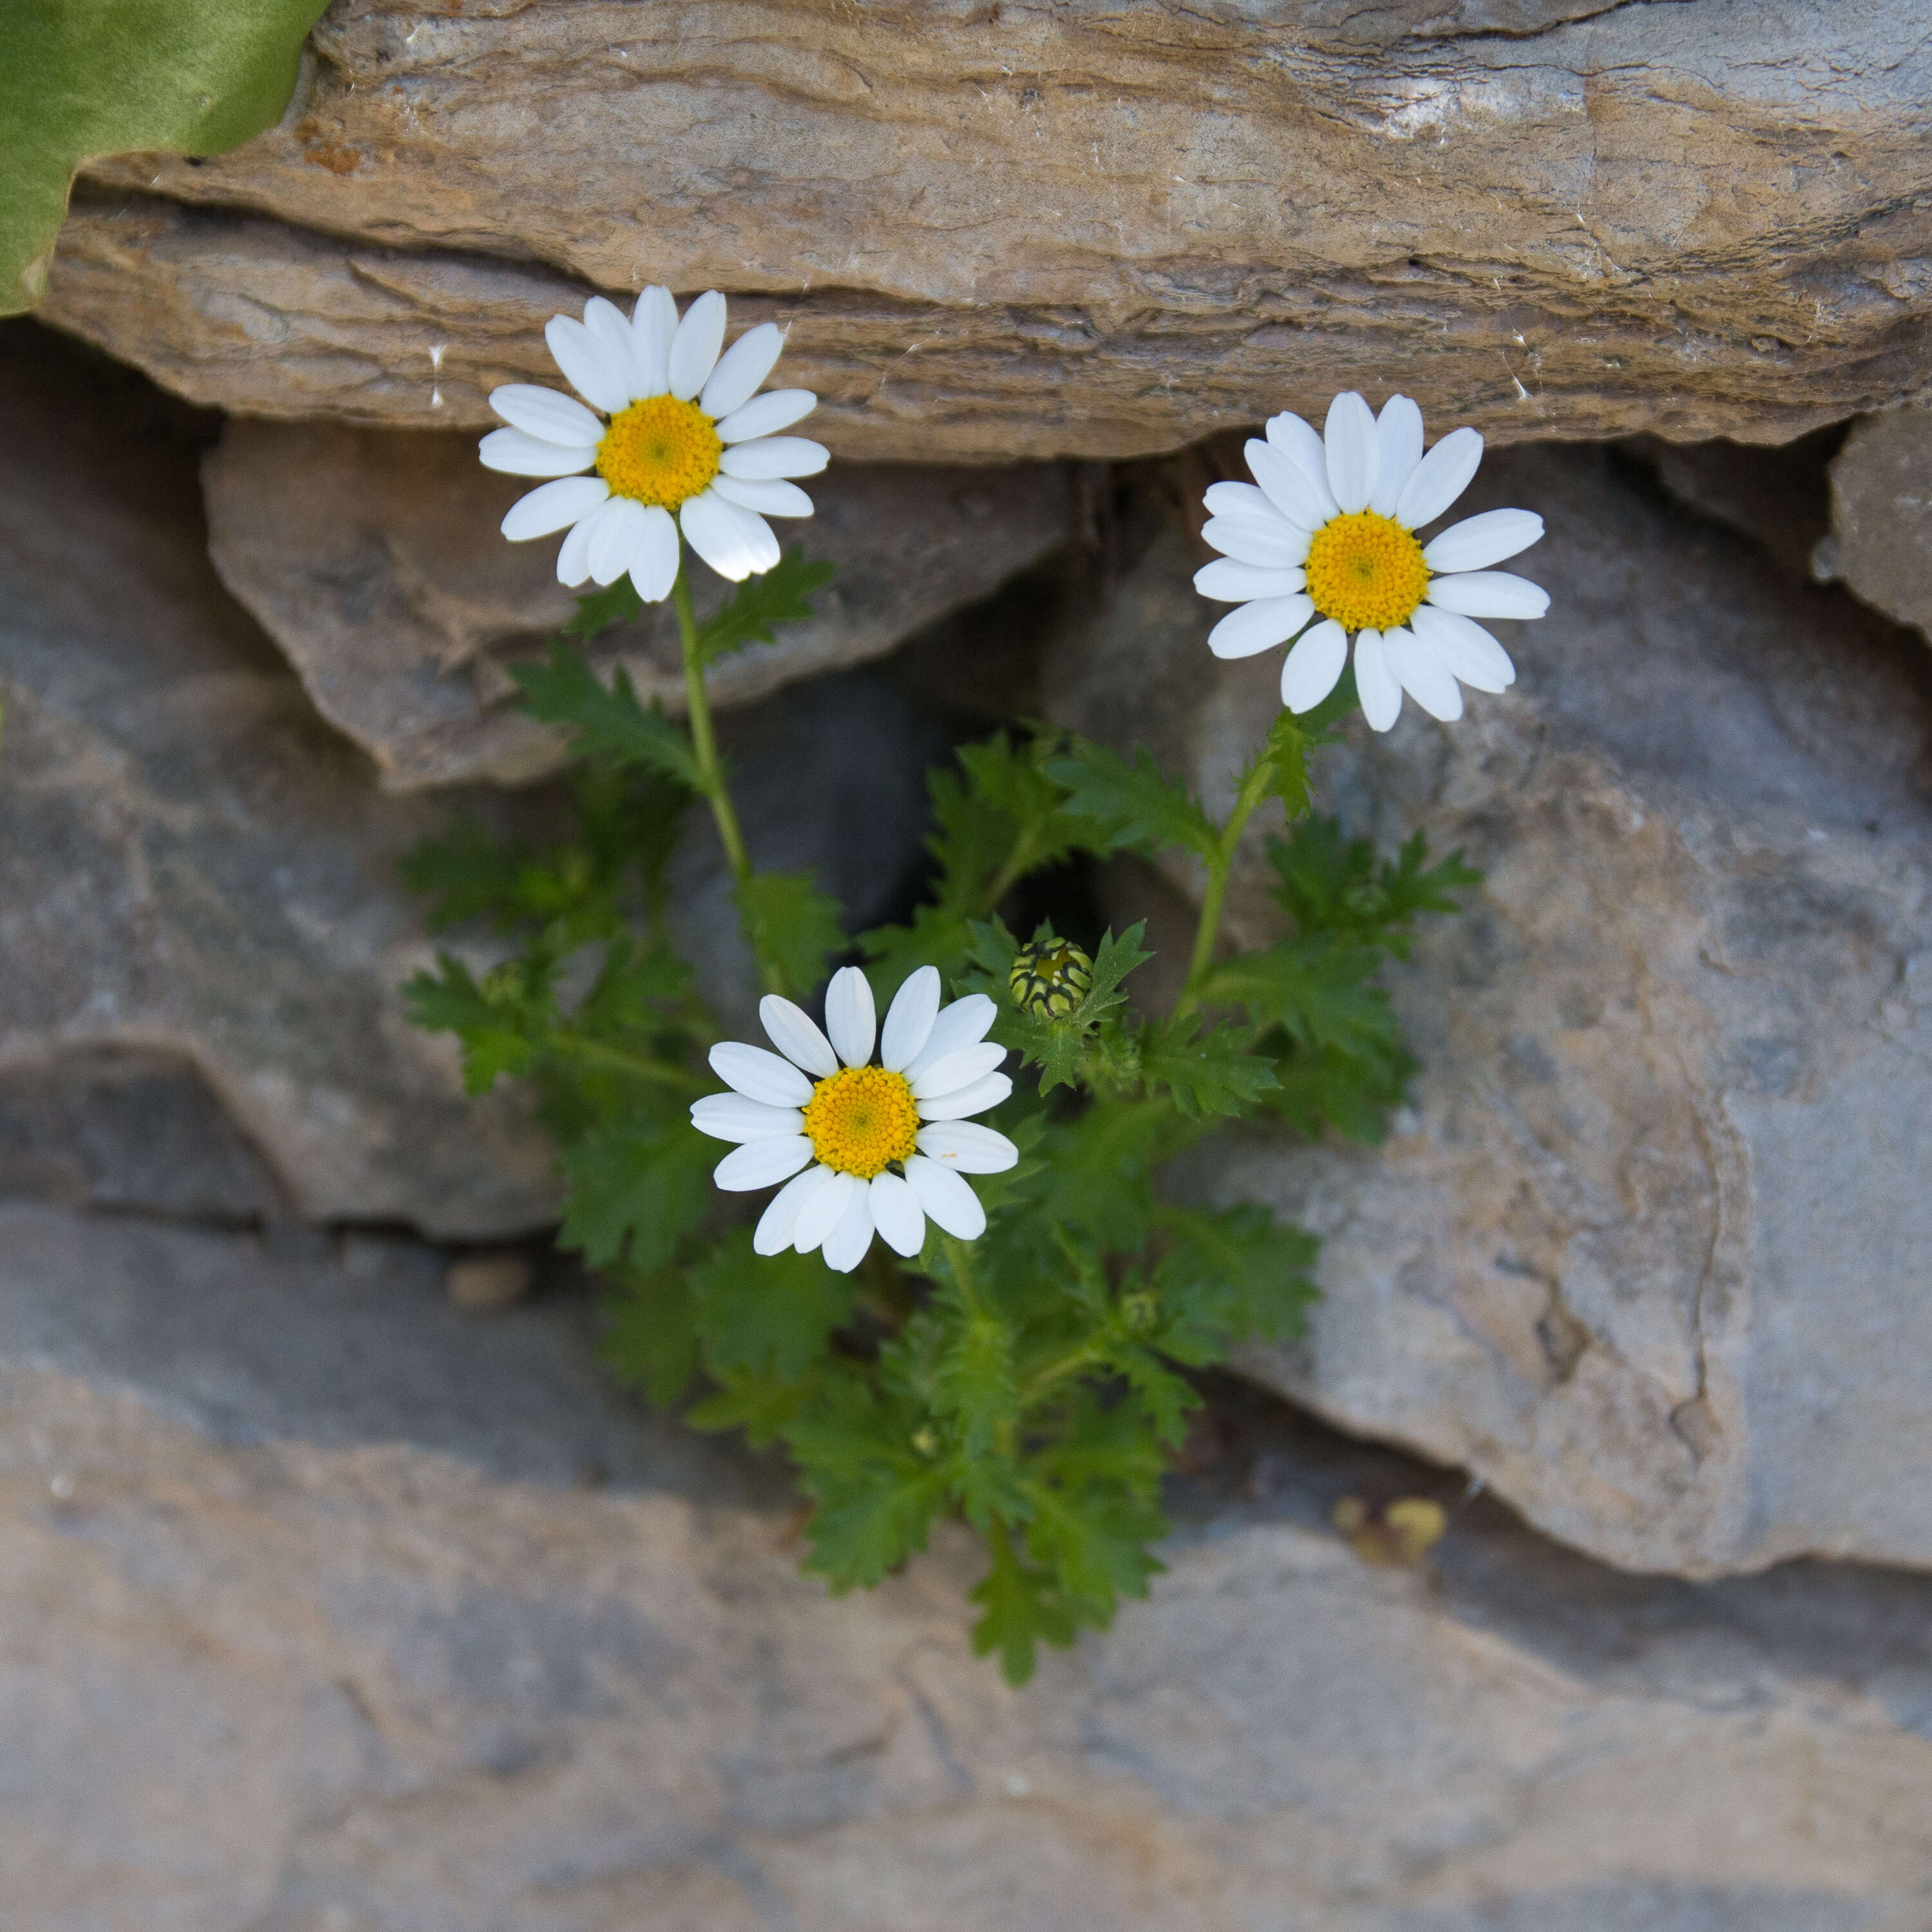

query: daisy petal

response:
[1209,594,1313,660]
[761,995,840,1077]
[880,965,942,1072]
[556,514,596,587]
[1324,391,1379,515]
[1194,559,1306,603]
[500,475,608,541]
[755,1164,833,1255]
[583,296,645,401]
[709,1041,814,1107]
[587,497,650,586]
[1410,603,1516,691]
[668,289,727,401]
[545,314,633,415]
[915,1072,1011,1122]
[1201,515,1311,569]
[914,1122,1019,1174]
[904,1155,986,1240]
[1264,412,1338,520]
[712,475,814,518]
[632,285,677,397]
[1280,618,1348,713]
[1422,508,1546,573]
[1396,425,1484,529]
[1246,439,1332,533]
[1370,395,1425,518]
[628,504,680,603]
[690,1094,806,1143]
[910,1043,1007,1102]
[1383,624,1464,721]
[701,321,786,419]
[718,437,830,481]
[869,1171,926,1259]
[716,388,819,444]
[1202,480,1274,520]
[824,965,876,1068]
[679,490,762,582]
[1426,570,1550,620]
[489,384,605,447]
[902,996,997,1083]
[822,1182,876,1273]
[478,428,597,478]
[713,1135,814,1191]
[569,497,630,582]
[724,500,781,574]
[1353,629,1403,733]
[794,1171,859,1254]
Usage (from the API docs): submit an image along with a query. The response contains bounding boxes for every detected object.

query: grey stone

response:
[42,0,1932,457]
[1046,442,1932,1577]
[202,417,1071,790]
[1824,404,1932,644]
[5,1199,1932,1929]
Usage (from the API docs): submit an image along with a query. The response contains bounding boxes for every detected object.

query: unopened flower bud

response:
[1009,939,1094,1020]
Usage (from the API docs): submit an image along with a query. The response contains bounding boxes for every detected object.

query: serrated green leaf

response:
[558,1115,714,1270]
[735,869,845,996]
[690,1229,858,1381]
[1045,741,1220,863]
[598,1264,703,1407]
[1151,1202,1320,1359]
[695,547,836,667]
[1270,815,1482,959]
[403,954,546,1095]
[935,1299,1020,1460]
[1138,1017,1280,1118]
[788,1378,949,1590]
[562,578,646,644]
[970,1532,1078,1687]
[511,645,704,791]
[1198,931,1401,1059]
[1263,1037,1415,1143]
[4,0,328,314]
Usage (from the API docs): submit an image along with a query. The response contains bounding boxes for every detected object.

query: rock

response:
[1046,444,1932,1578]
[1822,404,1932,644]
[444,1250,535,1314]
[202,417,1070,789]
[7,1197,1932,1929]
[0,323,937,1236]
[44,0,1932,456]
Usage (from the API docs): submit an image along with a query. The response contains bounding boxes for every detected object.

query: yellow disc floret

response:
[1303,510,1431,634]
[595,395,723,508]
[802,1065,920,1180]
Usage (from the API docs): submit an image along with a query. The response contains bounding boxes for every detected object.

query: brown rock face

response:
[8,1198,1932,1928]
[202,417,1071,789]
[1823,404,1932,645]
[46,0,1932,456]
[1045,442,1932,1577]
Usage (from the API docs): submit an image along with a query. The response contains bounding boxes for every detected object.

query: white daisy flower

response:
[1193,392,1548,732]
[691,965,1020,1274]
[479,288,828,600]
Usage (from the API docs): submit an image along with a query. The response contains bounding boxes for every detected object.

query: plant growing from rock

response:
[406,298,1511,1681]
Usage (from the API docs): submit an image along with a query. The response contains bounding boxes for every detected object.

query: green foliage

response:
[404,572,1480,1690]
[694,548,838,667]
[3,0,330,314]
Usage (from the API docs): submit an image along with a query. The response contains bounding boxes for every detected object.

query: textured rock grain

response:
[6,1198,1932,1931]
[1824,404,1932,645]
[1046,444,1932,1577]
[202,418,1070,789]
[44,0,1932,455]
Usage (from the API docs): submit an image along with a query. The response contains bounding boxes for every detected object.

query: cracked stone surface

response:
[6,1197,1932,1930]
[41,0,1932,458]
[1822,404,1932,647]
[0,323,937,1236]
[202,417,1070,790]
[1045,442,1932,1577]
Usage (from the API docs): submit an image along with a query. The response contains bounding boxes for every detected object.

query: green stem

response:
[942,1233,984,1314]
[559,1036,705,1094]
[672,565,784,996]
[1173,758,1276,1019]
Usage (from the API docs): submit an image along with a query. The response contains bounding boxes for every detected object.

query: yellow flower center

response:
[1303,511,1431,634]
[595,395,722,508]
[802,1066,920,1180]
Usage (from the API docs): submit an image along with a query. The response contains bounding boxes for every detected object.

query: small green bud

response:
[1119,1289,1159,1334]
[478,961,524,1008]
[1009,939,1094,1020]
[910,1425,941,1459]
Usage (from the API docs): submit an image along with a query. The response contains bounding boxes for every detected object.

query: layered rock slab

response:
[45,0,1932,455]
[202,417,1069,789]
[7,1197,1932,1931]
[1822,404,1932,647]
[1046,444,1932,1577]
